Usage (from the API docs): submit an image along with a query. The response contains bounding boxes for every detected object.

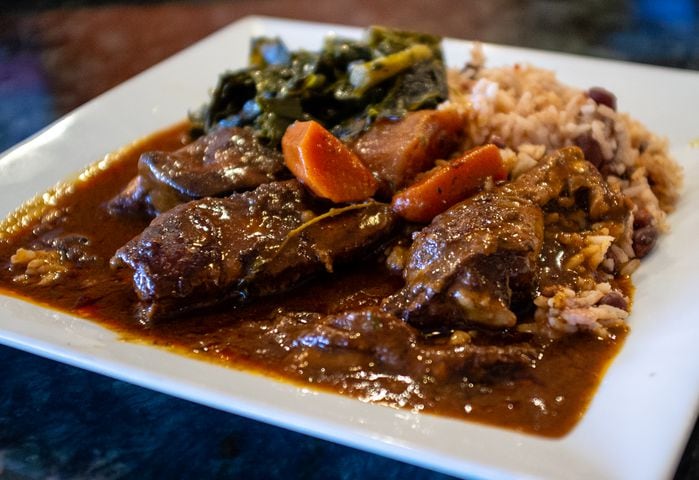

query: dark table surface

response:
[1,1,698,478]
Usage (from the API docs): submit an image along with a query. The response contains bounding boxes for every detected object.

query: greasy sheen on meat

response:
[350,109,464,196]
[251,203,398,293]
[384,147,630,331]
[109,127,286,215]
[112,181,397,321]
[277,307,537,381]
[500,147,628,221]
[384,193,544,329]
[506,147,631,296]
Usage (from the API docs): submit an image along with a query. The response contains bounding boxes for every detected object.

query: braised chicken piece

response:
[109,127,286,215]
[500,147,628,221]
[383,193,544,329]
[279,307,537,381]
[112,180,397,321]
[383,147,630,331]
[505,147,630,293]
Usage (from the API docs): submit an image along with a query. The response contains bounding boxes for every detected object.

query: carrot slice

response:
[391,144,506,222]
[282,120,378,203]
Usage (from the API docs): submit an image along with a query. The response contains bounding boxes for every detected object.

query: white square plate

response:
[1,16,698,480]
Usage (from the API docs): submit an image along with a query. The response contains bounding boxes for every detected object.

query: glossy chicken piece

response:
[112,181,397,321]
[350,109,463,196]
[384,192,544,329]
[282,308,537,379]
[384,147,628,330]
[500,146,628,221]
[252,202,398,293]
[110,127,286,215]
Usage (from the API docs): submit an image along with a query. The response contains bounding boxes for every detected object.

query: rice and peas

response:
[444,45,682,337]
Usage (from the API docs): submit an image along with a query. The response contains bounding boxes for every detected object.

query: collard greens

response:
[192,26,448,145]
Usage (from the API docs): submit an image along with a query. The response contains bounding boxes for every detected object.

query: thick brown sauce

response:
[0,123,626,437]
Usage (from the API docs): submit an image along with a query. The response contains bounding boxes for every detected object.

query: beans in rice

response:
[444,45,683,337]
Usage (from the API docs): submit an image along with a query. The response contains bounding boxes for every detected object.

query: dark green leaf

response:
[194,27,449,146]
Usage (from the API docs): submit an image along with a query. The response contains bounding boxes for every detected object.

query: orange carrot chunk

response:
[391,144,506,222]
[282,120,378,203]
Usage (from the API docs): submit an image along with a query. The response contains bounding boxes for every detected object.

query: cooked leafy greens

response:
[191,26,448,145]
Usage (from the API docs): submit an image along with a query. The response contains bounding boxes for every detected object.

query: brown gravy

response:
[0,123,626,437]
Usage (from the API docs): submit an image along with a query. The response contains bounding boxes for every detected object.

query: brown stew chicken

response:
[0,113,632,437]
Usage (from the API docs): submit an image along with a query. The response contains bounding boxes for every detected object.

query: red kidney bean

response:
[487,134,506,149]
[599,291,628,311]
[574,133,604,169]
[633,207,653,229]
[633,225,658,258]
[587,87,617,111]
